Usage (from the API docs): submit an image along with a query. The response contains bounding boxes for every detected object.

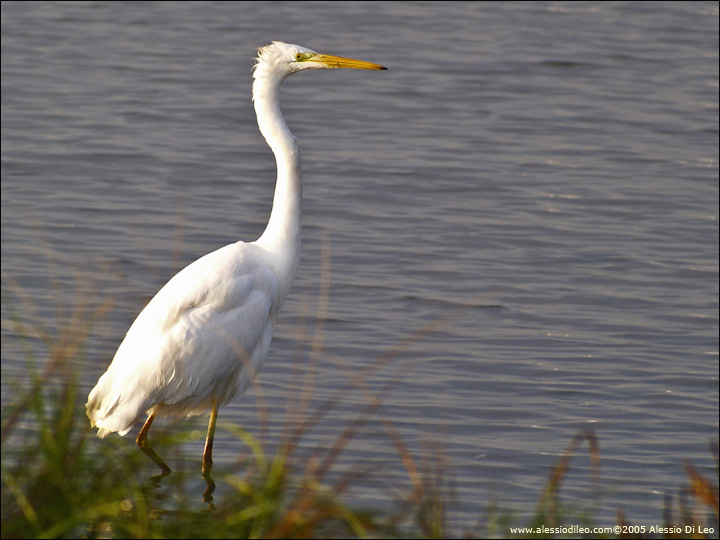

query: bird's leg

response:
[136,414,171,474]
[202,400,219,478]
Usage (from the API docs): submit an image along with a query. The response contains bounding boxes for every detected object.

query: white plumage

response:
[88,242,276,434]
[86,42,386,476]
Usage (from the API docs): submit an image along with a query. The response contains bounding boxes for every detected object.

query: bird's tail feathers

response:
[86,374,148,438]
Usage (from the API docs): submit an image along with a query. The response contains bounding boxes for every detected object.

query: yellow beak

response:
[312,53,387,70]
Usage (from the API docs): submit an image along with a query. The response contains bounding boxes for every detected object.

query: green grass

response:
[2,272,718,539]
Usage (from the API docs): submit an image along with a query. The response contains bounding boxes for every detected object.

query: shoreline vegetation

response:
[2,270,717,539]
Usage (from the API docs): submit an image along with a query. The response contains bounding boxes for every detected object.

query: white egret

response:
[86,42,386,477]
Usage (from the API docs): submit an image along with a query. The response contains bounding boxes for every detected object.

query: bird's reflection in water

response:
[140,466,217,516]
[202,474,216,505]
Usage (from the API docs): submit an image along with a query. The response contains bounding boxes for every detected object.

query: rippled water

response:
[2,1,718,528]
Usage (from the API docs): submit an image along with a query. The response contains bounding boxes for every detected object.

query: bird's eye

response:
[295,53,303,61]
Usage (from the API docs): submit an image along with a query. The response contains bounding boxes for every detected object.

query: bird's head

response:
[254,41,386,82]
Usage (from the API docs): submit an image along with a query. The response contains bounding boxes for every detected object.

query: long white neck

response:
[253,69,302,303]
